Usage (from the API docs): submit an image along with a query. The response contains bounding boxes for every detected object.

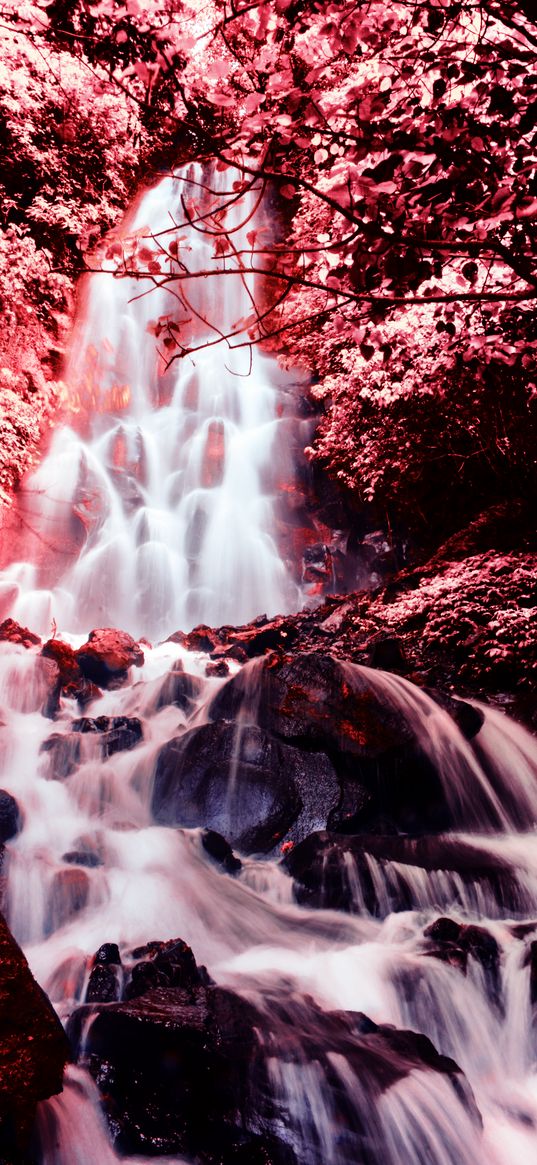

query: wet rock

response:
[206,659,230,677]
[423,917,501,999]
[0,789,22,842]
[72,716,144,756]
[0,913,68,1156]
[73,950,479,1162]
[284,831,523,917]
[168,625,219,653]
[43,717,144,777]
[47,867,90,933]
[76,628,144,689]
[216,616,299,660]
[74,983,279,1158]
[62,850,103,868]
[125,937,207,1001]
[0,618,40,648]
[86,963,121,1004]
[201,829,242,875]
[152,722,303,854]
[423,917,462,945]
[41,733,82,779]
[209,651,499,832]
[95,943,121,966]
[155,662,203,713]
[86,943,122,1004]
[209,652,451,832]
[41,638,100,711]
[209,652,409,762]
[426,690,485,740]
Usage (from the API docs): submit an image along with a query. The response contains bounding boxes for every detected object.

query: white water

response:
[1,165,304,640]
[0,166,536,1163]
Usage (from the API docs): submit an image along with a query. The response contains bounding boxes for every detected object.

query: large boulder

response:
[209,652,490,833]
[283,831,524,918]
[0,912,68,1156]
[75,628,144,689]
[74,983,293,1162]
[209,652,409,761]
[71,938,480,1163]
[0,790,22,842]
[152,721,339,853]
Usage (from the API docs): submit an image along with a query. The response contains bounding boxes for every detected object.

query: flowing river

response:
[0,165,537,1164]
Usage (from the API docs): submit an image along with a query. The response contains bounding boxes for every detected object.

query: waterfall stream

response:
[0,166,537,1164]
[0,166,305,640]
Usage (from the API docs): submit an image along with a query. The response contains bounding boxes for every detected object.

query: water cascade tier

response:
[0,165,312,641]
[0,166,536,1164]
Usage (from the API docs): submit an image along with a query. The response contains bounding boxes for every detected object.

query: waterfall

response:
[0,164,304,641]
[0,165,537,1165]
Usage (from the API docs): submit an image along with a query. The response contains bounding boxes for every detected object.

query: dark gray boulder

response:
[152,721,307,853]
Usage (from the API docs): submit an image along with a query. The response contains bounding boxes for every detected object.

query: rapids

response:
[0,165,536,1164]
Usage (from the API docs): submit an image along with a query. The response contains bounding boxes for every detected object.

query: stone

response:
[40,733,82,779]
[213,616,299,660]
[72,716,144,756]
[302,542,333,585]
[86,963,121,1005]
[152,722,303,853]
[41,638,80,686]
[423,917,501,1002]
[201,829,242,875]
[206,659,230,677]
[209,652,411,762]
[62,850,103,868]
[41,638,101,711]
[0,789,22,842]
[47,867,89,933]
[155,663,203,713]
[124,937,206,1001]
[167,625,219,653]
[0,618,40,648]
[95,943,121,966]
[76,628,144,689]
[284,831,522,916]
[71,941,479,1162]
[0,912,68,1157]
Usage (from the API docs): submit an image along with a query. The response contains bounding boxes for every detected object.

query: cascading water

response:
[0,165,305,640]
[0,165,537,1164]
